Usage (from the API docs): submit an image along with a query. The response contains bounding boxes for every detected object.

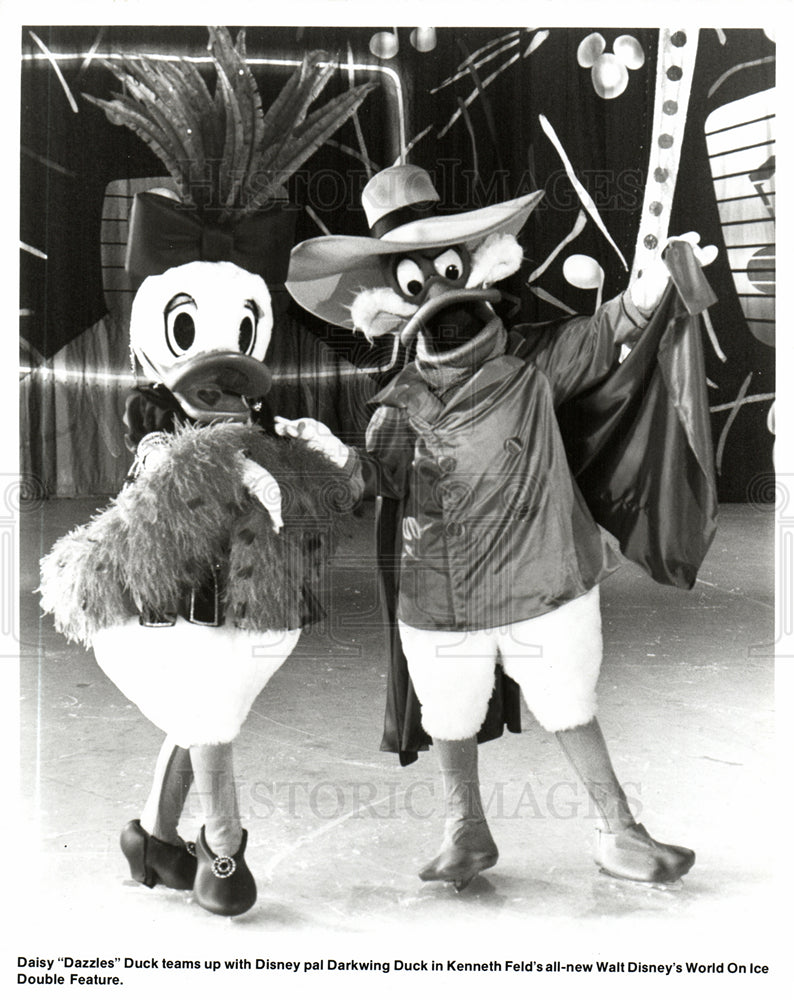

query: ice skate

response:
[417,738,498,891]
[595,823,695,883]
[419,817,499,891]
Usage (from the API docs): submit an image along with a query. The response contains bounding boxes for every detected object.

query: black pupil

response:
[173,312,195,351]
[407,279,423,295]
[445,264,460,280]
[239,315,254,353]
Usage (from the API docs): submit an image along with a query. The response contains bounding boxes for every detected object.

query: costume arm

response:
[273,416,366,505]
[524,291,652,406]
[273,409,414,501]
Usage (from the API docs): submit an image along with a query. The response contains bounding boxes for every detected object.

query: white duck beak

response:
[163,351,272,423]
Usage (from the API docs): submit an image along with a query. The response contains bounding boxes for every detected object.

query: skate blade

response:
[420,855,497,876]
[420,854,497,892]
[597,867,685,891]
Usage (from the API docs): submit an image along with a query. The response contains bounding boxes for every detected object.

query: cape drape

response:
[557,261,718,590]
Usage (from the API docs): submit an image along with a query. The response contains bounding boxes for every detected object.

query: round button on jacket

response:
[504,436,523,455]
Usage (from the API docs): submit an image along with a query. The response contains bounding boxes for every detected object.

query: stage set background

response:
[20,26,775,501]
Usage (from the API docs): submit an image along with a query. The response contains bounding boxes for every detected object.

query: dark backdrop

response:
[20,26,775,500]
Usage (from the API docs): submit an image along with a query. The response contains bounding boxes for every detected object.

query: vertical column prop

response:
[630,29,700,282]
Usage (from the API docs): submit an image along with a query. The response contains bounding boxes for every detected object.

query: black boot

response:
[193,827,257,916]
[120,819,197,890]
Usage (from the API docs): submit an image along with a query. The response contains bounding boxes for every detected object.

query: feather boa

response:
[40,422,355,646]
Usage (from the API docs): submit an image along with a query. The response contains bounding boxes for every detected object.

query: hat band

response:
[369,201,436,240]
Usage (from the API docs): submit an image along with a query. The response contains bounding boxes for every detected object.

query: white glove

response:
[274,416,351,469]
[629,232,718,314]
[239,457,283,533]
[135,431,172,474]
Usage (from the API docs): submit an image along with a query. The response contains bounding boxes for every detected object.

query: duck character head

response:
[286,164,544,354]
[126,187,287,423]
[131,259,273,423]
[82,28,374,421]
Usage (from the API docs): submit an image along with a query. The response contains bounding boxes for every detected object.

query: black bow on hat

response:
[125,191,299,287]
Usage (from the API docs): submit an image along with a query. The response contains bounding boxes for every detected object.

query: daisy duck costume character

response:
[39,30,370,917]
[284,164,719,891]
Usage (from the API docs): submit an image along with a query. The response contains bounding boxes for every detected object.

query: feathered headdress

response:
[83,26,375,223]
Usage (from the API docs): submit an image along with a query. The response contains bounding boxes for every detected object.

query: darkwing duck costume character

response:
[39,29,370,917]
[284,164,718,890]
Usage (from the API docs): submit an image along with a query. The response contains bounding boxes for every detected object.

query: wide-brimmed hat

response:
[286,164,544,329]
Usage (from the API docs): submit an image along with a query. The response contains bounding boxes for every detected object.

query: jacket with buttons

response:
[358,293,650,631]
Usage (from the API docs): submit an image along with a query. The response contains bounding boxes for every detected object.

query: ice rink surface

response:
[14,499,781,996]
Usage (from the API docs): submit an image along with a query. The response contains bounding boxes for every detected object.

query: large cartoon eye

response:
[164,293,197,356]
[433,248,465,282]
[238,299,260,354]
[395,258,425,298]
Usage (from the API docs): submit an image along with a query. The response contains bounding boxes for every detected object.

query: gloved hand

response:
[239,457,283,533]
[274,416,351,469]
[629,232,718,314]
